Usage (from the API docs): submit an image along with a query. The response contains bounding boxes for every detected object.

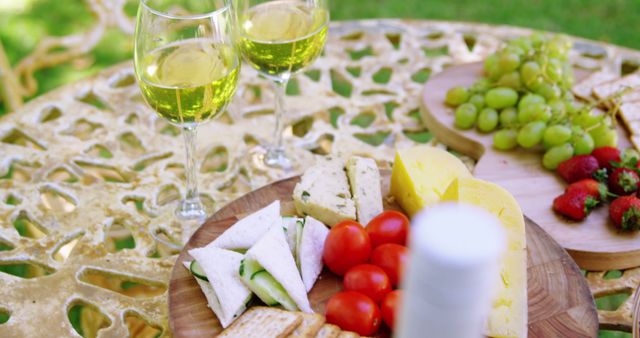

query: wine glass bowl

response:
[134,0,240,220]
[230,0,329,169]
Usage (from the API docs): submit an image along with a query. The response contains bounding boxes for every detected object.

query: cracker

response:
[288,312,326,338]
[337,331,360,338]
[593,72,640,101]
[314,324,341,338]
[572,70,618,100]
[219,307,302,338]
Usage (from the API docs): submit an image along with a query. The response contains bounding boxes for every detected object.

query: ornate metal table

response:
[1,20,639,337]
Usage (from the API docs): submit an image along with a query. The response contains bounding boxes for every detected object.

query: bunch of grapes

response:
[445,33,618,170]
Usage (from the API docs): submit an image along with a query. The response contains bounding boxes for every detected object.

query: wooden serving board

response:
[421,62,639,271]
[168,175,598,337]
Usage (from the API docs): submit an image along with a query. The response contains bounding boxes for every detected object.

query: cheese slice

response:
[442,177,527,338]
[346,156,383,225]
[390,146,472,216]
[293,158,356,226]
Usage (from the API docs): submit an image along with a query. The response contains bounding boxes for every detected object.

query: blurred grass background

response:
[0,1,638,337]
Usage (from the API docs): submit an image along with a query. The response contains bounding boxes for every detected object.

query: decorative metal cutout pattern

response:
[1,20,639,337]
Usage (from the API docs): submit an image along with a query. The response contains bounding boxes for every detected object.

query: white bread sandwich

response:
[185,247,252,328]
[239,224,313,313]
[211,200,281,251]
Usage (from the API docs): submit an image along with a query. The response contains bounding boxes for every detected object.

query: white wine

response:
[238,0,328,77]
[138,39,239,125]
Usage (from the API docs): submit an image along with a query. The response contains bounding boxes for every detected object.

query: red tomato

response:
[370,244,408,287]
[343,264,391,303]
[325,291,381,336]
[366,210,410,247]
[323,221,371,276]
[381,290,401,329]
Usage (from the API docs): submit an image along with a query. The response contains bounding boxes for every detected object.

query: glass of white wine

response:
[134,0,240,220]
[230,0,329,169]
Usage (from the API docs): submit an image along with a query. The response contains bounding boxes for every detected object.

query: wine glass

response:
[230,0,329,169]
[134,0,240,220]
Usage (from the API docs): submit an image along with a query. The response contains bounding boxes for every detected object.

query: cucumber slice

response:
[240,259,278,306]
[190,260,208,282]
[251,271,298,310]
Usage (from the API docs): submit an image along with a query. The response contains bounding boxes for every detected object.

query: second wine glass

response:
[231,0,329,169]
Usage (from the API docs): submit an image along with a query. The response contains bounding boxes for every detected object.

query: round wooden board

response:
[169,175,598,337]
[421,62,640,271]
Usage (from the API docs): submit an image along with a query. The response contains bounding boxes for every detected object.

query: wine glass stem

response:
[176,125,206,220]
[271,76,289,151]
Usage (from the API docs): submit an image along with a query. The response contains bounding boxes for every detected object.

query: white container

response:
[396,202,506,338]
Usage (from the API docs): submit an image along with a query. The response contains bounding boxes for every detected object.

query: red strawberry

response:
[592,147,621,170]
[608,167,640,195]
[566,179,607,201]
[609,196,640,231]
[557,155,600,183]
[553,190,599,221]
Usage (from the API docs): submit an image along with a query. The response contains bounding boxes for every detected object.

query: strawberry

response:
[609,196,640,231]
[566,179,607,201]
[608,167,640,195]
[591,146,621,170]
[553,190,599,221]
[557,155,600,183]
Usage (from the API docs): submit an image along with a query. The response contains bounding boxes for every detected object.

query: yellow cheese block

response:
[442,177,527,338]
[390,146,471,216]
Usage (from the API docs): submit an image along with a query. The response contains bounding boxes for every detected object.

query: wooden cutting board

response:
[168,175,598,337]
[421,62,639,271]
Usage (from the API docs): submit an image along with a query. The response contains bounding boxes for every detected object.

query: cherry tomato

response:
[381,290,401,330]
[366,210,410,247]
[323,221,371,276]
[370,244,408,287]
[343,264,391,303]
[325,291,381,336]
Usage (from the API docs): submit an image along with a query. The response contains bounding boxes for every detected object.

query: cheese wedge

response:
[390,146,471,216]
[442,177,527,338]
[293,158,356,226]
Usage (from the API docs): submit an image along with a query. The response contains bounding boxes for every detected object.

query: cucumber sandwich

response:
[185,247,252,328]
[283,216,329,292]
[210,200,280,251]
[239,224,313,313]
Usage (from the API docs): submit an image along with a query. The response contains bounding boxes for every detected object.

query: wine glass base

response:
[175,199,207,221]
[264,147,292,170]
[250,145,293,171]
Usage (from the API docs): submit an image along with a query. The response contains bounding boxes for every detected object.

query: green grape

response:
[518,93,546,111]
[525,75,544,90]
[561,63,574,89]
[508,37,533,55]
[535,82,562,101]
[517,121,546,148]
[572,111,603,128]
[484,54,501,79]
[547,35,572,59]
[589,124,618,148]
[572,132,595,155]
[470,78,492,93]
[498,52,521,73]
[565,100,585,115]
[445,86,470,106]
[518,102,550,123]
[493,129,518,150]
[544,59,563,82]
[468,94,486,111]
[520,61,541,86]
[477,108,499,133]
[543,125,572,148]
[497,71,522,89]
[543,143,574,170]
[454,103,478,130]
[485,87,518,109]
[499,107,518,128]
[530,32,548,48]
[548,99,567,120]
